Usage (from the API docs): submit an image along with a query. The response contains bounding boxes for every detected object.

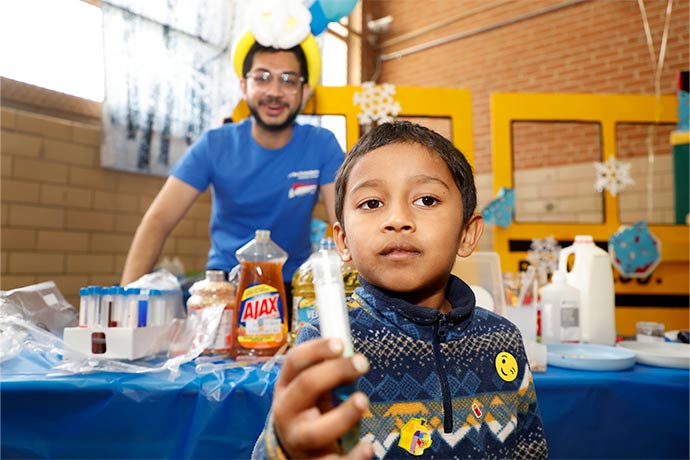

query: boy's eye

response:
[414,196,439,207]
[360,199,382,210]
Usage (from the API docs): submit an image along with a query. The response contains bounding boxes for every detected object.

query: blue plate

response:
[547,343,636,371]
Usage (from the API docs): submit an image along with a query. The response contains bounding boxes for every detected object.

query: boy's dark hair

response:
[335,121,477,227]
[242,42,309,83]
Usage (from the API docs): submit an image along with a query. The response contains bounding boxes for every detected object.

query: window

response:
[0,0,105,102]
[0,0,348,108]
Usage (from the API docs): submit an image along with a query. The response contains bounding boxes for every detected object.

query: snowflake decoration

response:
[481,187,514,228]
[527,236,561,276]
[353,82,401,126]
[608,221,661,278]
[593,157,634,196]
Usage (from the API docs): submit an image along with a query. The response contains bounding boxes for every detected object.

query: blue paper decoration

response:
[678,90,689,131]
[608,220,661,278]
[481,187,515,228]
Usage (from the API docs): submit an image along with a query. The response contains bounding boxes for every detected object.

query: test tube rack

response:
[63,324,171,361]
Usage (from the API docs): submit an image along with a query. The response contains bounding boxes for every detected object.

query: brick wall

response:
[1,106,211,306]
[368,0,688,227]
[373,0,688,171]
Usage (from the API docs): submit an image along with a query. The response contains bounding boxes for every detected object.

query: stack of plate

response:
[617,341,690,369]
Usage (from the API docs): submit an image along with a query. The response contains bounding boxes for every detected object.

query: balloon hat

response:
[232,0,322,89]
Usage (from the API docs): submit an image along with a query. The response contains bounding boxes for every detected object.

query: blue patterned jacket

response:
[253,275,548,459]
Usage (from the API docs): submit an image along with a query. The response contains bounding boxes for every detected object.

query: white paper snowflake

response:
[527,236,561,276]
[353,82,401,126]
[593,157,634,196]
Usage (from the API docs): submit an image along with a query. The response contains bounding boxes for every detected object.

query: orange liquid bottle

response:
[231,230,288,359]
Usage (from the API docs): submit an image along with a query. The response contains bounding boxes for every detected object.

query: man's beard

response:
[248,95,301,132]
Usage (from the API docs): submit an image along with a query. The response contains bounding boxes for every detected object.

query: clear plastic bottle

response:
[233,230,288,358]
[540,270,581,344]
[187,270,236,355]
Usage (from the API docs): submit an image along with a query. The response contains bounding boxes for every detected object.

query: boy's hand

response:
[272,337,372,459]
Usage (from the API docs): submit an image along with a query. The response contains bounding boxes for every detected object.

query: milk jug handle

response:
[558,245,576,273]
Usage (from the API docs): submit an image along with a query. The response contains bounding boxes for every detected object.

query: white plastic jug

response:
[557,235,616,345]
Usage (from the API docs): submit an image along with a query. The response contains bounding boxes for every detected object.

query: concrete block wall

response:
[1,107,211,306]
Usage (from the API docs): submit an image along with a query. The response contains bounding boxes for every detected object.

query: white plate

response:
[617,340,690,369]
[546,343,636,371]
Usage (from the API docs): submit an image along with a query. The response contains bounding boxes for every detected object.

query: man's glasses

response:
[245,70,305,95]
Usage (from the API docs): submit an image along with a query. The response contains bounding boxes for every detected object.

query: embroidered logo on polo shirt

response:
[287,170,319,199]
[398,417,432,456]
[288,182,317,198]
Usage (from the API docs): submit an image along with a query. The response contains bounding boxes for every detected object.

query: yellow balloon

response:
[231,30,322,88]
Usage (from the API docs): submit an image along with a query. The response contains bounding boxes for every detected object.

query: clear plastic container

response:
[232,230,288,358]
[540,270,581,344]
[187,270,236,355]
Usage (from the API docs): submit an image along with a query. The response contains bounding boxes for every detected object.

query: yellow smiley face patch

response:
[495,351,518,382]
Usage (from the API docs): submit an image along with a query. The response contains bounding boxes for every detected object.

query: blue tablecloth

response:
[1,355,688,459]
[1,354,279,459]
[533,364,689,459]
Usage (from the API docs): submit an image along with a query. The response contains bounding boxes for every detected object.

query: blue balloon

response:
[319,0,359,22]
[309,1,329,35]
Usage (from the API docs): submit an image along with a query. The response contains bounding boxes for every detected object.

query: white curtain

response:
[100,0,244,175]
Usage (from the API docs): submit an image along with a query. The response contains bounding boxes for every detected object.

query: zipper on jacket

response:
[433,314,453,433]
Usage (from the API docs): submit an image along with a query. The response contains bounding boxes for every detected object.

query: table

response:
[2,355,688,459]
[1,353,279,459]
[533,364,689,459]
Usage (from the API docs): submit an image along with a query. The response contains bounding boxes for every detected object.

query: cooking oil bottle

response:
[291,238,361,338]
[291,238,336,337]
[232,230,288,358]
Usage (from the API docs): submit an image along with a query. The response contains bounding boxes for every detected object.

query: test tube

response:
[137,289,149,328]
[148,289,164,326]
[79,287,89,327]
[310,246,359,451]
[113,286,126,327]
[125,288,139,328]
[311,247,354,356]
[91,286,108,327]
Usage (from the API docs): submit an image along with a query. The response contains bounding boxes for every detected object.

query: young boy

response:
[253,121,548,459]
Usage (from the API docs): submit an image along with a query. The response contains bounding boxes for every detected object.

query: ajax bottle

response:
[540,270,581,344]
[186,270,236,355]
[232,230,288,358]
[557,235,616,345]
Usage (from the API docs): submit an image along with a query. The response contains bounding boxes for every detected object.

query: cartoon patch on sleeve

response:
[495,351,518,382]
[398,417,432,456]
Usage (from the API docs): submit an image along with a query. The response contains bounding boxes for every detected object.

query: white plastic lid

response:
[255,229,270,242]
[574,235,593,244]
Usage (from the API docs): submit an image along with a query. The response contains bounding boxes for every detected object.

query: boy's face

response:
[334,142,482,302]
[240,50,310,132]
